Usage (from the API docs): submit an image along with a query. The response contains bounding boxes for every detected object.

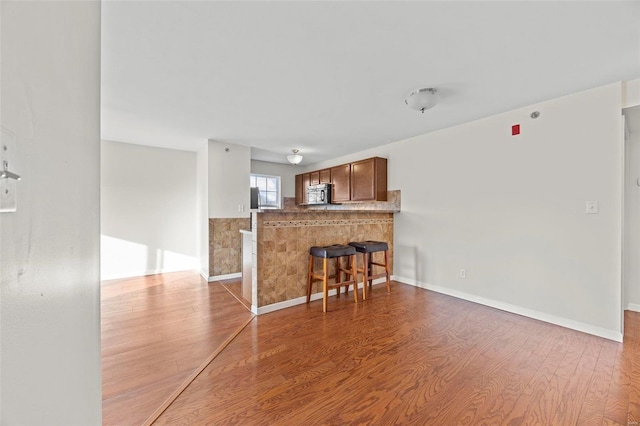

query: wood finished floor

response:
[219,278,251,311]
[101,271,253,426]
[152,282,640,426]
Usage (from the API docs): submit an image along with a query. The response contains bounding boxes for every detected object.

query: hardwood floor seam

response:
[142,314,256,426]
[101,271,254,426]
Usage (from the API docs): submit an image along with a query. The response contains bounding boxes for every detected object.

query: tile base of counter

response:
[252,210,394,308]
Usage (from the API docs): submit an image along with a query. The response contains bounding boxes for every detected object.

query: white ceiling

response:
[101,1,640,165]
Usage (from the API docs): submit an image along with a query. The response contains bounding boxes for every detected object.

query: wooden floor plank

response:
[468,336,545,425]
[104,274,640,425]
[101,271,253,426]
[603,342,632,425]
[577,339,619,425]
[151,284,640,425]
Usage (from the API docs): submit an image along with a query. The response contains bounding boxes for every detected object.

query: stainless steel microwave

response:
[307,184,332,205]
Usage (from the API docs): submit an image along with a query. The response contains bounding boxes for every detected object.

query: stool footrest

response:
[364,272,388,281]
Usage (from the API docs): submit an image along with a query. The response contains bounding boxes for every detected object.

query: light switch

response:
[586,201,599,214]
[0,127,18,213]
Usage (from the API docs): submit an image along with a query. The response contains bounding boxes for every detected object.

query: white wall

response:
[197,143,209,278]
[310,82,624,341]
[208,140,251,218]
[0,1,102,424]
[251,159,298,198]
[623,78,640,108]
[101,141,197,280]
[625,125,640,310]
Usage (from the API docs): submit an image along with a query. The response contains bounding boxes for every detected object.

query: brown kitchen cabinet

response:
[295,174,304,205]
[309,171,320,185]
[319,168,331,184]
[295,173,312,205]
[351,157,387,201]
[294,157,387,205]
[330,164,351,202]
[302,173,310,204]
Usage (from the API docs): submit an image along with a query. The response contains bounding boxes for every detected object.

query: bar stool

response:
[307,244,358,312]
[348,241,390,300]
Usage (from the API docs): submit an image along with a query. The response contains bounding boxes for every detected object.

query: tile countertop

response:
[255,190,401,214]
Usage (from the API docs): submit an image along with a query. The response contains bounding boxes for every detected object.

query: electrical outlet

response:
[585,201,599,214]
[238,204,245,213]
[459,269,466,279]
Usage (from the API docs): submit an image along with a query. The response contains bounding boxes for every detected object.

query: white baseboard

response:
[394,275,623,343]
[102,267,195,281]
[627,303,640,313]
[207,272,241,282]
[255,278,387,315]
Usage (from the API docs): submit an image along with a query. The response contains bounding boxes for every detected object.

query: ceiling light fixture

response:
[287,149,303,165]
[405,88,439,113]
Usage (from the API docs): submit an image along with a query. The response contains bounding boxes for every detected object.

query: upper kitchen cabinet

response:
[295,174,304,205]
[310,171,320,185]
[319,168,331,184]
[302,173,310,204]
[351,157,387,202]
[330,164,351,203]
[294,157,387,205]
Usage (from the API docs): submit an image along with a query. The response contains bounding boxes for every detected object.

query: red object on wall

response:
[512,124,520,135]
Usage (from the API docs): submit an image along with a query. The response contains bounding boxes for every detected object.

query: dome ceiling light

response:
[405,88,439,113]
[287,149,303,165]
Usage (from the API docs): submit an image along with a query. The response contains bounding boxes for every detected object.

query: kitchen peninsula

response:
[242,191,400,314]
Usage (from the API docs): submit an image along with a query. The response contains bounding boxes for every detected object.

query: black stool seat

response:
[307,244,358,312]
[348,240,390,299]
[349,241,389,253]
[310,244,356,258]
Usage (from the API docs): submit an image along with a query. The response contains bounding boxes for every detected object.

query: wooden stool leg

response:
[384,249,391,293]
[344,256,358,294]
[351,254,358,304]
[335,256,342,298]
[368,253,374,289]
[322,258,328,313]
[361,253,368,301]
[307,255,314,303]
